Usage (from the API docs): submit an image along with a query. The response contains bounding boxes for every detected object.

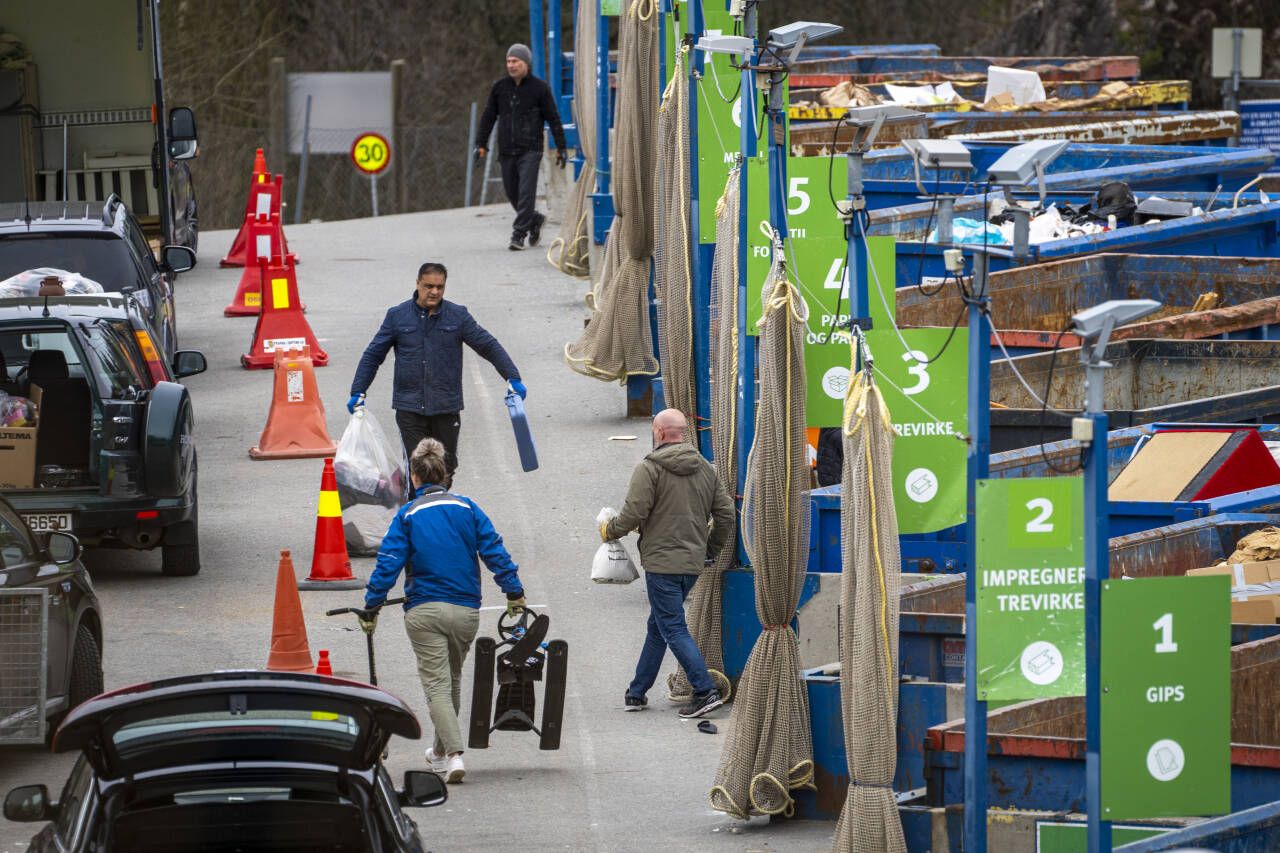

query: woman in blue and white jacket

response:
[362,437,526,784]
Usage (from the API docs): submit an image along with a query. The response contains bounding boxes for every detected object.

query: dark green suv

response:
[0,296,206,575]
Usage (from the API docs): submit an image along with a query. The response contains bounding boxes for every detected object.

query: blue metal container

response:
[897,254,1280,358]
[858,142,1274,210]
[869,191,1280,288]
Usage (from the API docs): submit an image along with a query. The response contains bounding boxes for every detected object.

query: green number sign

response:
[741,156,966,534]
[976,477,1086,700]
[1101,576,1231,820]
[696,8,754,243]
[1035,823,1169,852]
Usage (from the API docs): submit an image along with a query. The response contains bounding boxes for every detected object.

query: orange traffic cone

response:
[249,346,338,459]
[315,650,333,676]
[221,149,271,267]
[298,458,363,591]
[225,214,280,316]
[266,549,315,672]
[242,254,327,369]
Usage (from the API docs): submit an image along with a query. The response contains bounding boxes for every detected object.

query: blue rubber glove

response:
[347,393,365,414]
[509,380,527,400]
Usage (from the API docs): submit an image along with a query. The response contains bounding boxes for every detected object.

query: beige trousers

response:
[403,601,480,756]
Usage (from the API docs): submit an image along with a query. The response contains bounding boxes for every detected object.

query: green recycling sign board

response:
[976,477,1086,700]
[743,156,967,534]
[1100,575,1230,820]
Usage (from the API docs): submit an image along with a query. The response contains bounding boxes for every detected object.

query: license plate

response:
[22,513,72,533]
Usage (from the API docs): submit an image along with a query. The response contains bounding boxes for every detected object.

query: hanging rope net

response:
[710,225,813,819]
[654,45,696,439]
[544,0,596,279]
[564,0,659,381]
[831,335,906,853]
[667,167,740,704]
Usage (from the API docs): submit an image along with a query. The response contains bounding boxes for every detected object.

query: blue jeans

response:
[628,572,714,698]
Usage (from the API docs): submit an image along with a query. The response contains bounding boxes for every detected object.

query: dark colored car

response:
[0,295,207,575]
[4,671,448,853]
[0,494,102,744]
[0,197,196,360]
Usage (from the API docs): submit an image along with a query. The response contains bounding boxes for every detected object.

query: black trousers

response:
[500,150,542,238]
[395,411,461,482]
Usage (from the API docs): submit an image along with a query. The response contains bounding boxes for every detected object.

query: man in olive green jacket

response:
[600,409,735,719]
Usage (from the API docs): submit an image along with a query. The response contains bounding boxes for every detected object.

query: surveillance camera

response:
[1070,299,1162,339]
[694,34,754,56]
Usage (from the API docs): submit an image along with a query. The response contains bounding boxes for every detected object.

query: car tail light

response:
[134,330,167,385]
[136,510,159,520]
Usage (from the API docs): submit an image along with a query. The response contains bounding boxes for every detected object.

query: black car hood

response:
[54,670,420,779]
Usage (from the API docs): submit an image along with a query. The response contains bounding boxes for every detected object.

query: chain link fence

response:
[190,122,484,231]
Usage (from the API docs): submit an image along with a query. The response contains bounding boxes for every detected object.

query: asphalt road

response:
[0,204,836,851]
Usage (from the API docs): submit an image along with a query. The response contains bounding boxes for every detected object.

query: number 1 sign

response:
[1100,575,1230,820]
[976,477,1086,700]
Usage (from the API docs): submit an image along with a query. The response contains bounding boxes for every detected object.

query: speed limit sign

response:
[350,133,391,175]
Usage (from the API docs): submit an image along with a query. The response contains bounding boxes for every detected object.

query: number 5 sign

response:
[975,477,1086,700]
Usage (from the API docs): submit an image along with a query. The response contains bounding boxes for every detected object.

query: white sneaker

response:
[444,753,466,784]
[425,747,447,773]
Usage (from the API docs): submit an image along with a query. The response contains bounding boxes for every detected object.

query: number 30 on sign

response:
[350,133,391,175]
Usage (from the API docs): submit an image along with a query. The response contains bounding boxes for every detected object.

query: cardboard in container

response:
[0,385,40,489]
[1187,559,1280,586]
[1231,595,1280,624]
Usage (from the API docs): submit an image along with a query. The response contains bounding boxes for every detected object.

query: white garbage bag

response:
[592,541,639,584]
[335,408,406,554]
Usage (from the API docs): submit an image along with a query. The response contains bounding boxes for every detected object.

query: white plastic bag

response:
[0,267,105,297]
[335,408,406,553]
[342,504,398,557]
[591,505,638,583]
[592,541,639,584]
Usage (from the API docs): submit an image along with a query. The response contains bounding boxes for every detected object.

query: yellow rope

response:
[629,0,656,21]
[843,355,897,707]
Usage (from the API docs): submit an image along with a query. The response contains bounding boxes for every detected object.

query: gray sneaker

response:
[623,692,647,712]
[678,689,723,719]
[508,233,524,251]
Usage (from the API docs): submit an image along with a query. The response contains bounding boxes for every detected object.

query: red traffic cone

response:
[221,149,272,267]
[249,346,338,459]
[225,214,286,316]
[298,458,363,591]
[316,650,333,676]
[242,253,327,369]
[266,550,315,672]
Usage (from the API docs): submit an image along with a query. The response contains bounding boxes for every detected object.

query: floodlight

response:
[767,21,843,48]
[986,139,1069,203]
[902,138,972,196]
[767,21,843,64]
[843,104,924,151]
[694,34,754,56]
[1070,299,1161,340]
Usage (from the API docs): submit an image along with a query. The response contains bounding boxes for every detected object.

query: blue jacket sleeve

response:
[351,308,397,396]
[460,310,520,382]
[470,500,523,597]
[365,510,409,608]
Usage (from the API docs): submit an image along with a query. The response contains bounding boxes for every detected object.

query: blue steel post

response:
[734,25,758,563]
[964,249,991,853]
[846,152,869,331]
[529,0,546,82]
[686,2,713,460]
[1085,407,1112,853]
[595,0,611,198]
[547,0,562,110]
[589,0,614,243]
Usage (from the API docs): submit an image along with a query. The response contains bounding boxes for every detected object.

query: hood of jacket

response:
[647,442,705,476]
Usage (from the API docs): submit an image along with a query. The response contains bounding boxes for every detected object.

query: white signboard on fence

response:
[286,72,392,154]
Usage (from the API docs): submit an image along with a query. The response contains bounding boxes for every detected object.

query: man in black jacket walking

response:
[475,44,568,251]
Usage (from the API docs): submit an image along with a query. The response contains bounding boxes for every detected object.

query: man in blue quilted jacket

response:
[348,262,525,481]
